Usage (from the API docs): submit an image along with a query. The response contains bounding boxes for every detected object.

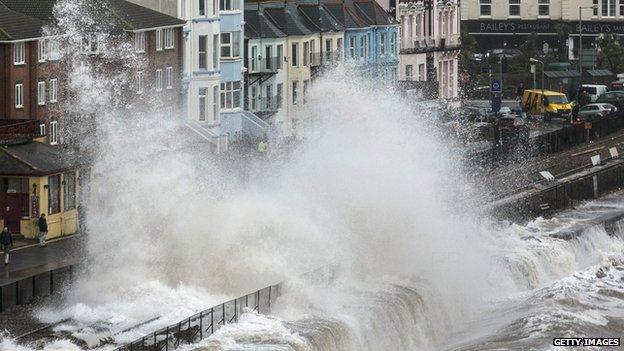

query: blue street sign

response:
[491,93,502,113]
[491,79,502,93]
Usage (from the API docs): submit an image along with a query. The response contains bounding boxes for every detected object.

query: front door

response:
[1,193,27,233]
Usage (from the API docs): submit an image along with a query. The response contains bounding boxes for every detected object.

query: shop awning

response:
[544,70,581,79]
[586,69,614,77]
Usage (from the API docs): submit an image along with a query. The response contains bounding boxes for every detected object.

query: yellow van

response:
[522,89,573,122]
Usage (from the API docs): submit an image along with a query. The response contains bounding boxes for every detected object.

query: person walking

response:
[0,227,13,266]
[38,213,48,248]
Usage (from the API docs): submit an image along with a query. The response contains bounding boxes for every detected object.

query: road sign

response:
[491,93,502,113]
[491,79,502,93]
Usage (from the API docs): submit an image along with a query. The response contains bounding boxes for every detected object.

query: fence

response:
[114,283,281,351]
[493,159,624,221]
[0,265,75,313]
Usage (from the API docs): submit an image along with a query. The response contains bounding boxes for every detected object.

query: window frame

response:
[166,67,173,89]
[38,81,46,106]
[220,81,241,110]
[538,0,550,17]
[135,32,146,53]
[49,78,58,103]
[479,0,492,16]
[136,71,144,94]
[155,69,163,92]
[13,42,25,65]
[164,28,175,49]
[50,120,58,145]
[220,32,240,59]
[156,29,163,51]
[199,35,208,69]
[15,83,23,109]
[509,0,520,16]
[38,39,47,63]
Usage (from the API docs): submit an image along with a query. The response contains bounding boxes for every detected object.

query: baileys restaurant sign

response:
[465,20,624,35]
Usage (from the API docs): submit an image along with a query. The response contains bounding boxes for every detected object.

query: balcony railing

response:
[400,35,460,53]
[246,95,283,114]
[248,57,283,74]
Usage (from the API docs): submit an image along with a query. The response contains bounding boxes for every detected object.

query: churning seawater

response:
[1,1,623,350]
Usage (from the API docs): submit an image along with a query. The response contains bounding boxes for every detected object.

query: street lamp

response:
[530,57,545,112]
[579,5,599,77]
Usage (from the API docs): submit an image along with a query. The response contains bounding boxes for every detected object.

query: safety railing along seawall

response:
[114,283,281,351]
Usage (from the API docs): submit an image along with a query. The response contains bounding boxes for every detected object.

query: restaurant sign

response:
[464,20,624,35]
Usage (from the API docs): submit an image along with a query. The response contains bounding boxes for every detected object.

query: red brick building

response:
[0,0,186,237]
[0,0,186,145]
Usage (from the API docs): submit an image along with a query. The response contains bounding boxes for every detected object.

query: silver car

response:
[577,103,617,121]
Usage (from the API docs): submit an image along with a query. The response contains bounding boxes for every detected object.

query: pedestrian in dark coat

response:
[0,227,13,266]
[38,213,48,247]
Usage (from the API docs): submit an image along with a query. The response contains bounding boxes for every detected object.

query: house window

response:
[38,39,47,62]
[251,85,257,110]
[276,44,283,69]
[199,87,207,121]
[40,123,46,136]
[220,0,239,11]
[292,81,298,105]
[50,78,58,103]
[164,29,174,49]
[166,67,173,89]
[406,65,413,80]
[199,35,208,69]
[136,71,144,94]
[220,32,240,58]
[266,45,272,70]
[213,86,219,121]
[349,37,356,58]
[135,32,146,53]
[63,172,76,211]
[155,69,163,91]
[13,42,25,65]
[50,120,58,145]
[303,80,309,104]
[360,36,365,59]
[595,0,600,14]
[38,81,46,105]
[266,84,272,109]
[538,0,550,16]
[509,0,520,16]
[419,63,425,80]
[303,41,309,66]
[15,83,23,108]
[276,83,283,109]
[603,0,616,16]
[199,0,206,16]
[291,42,298,66]
[251,46,257,71]
[391,32,397,54]
[48,39,60,60]
[479,0,491,16]
[48,174,61,214]
[380,33,386,55]
[220,81,241,109]
[213,34,219,68]
[337,38,343,60]
[156,29,163,51]
[325,38,333,61]
[620,0,624,15]
[310,40,315,65]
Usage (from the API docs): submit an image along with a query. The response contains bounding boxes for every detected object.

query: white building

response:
[397,0,460,99]
[461,0,624,66]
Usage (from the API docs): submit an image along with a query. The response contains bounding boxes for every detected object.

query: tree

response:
[597,34,624,73]
[459,23,477,70]
[554,23,571,61]
[508,33,540,73]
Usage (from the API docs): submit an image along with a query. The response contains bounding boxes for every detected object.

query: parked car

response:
[596,91,624,111]
[521,89,573,122]
[577,103,617,121]
[578,84,609,103]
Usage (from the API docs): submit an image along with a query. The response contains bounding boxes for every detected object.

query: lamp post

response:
[579,5,598,77]
[530,57,545,114]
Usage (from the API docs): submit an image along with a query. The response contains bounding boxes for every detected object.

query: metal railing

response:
[248,57,283,74]
[114,284,281,351]
[247,95,282,113]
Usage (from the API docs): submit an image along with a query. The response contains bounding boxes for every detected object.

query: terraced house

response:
[0,0,185,239]
[244,0,399,137]
[397,0,461,99]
